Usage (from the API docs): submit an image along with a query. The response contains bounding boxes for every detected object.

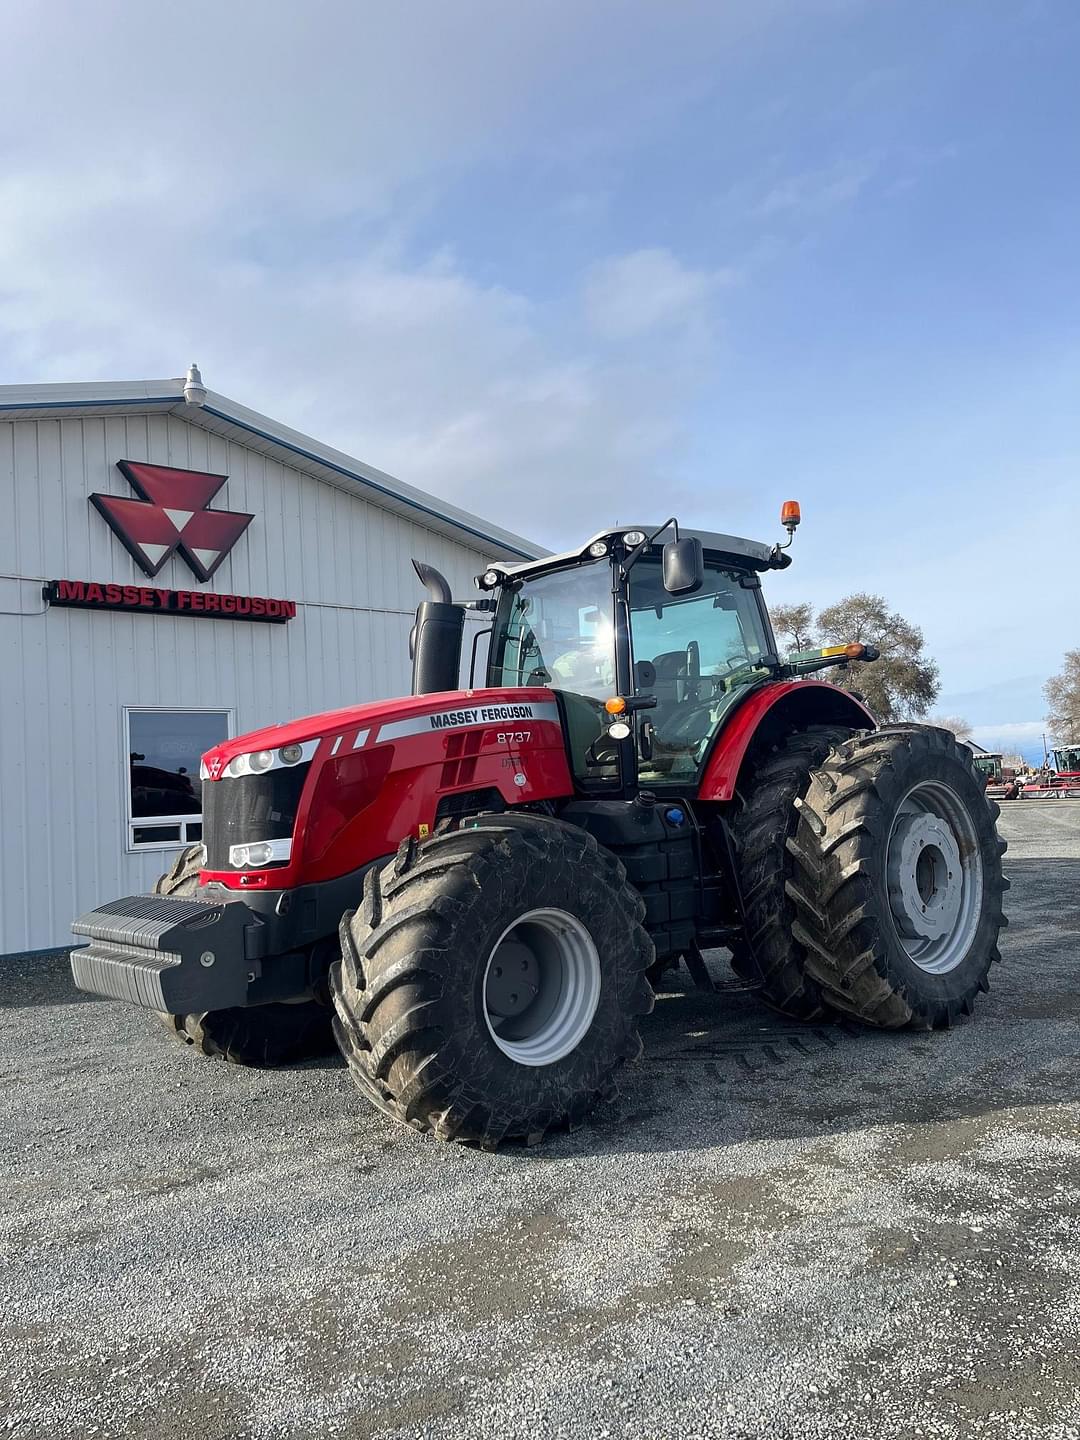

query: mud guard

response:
[698,680,876,802]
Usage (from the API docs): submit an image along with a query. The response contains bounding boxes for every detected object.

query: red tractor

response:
[72,510,1008,1146]
[1021,746,1080,800]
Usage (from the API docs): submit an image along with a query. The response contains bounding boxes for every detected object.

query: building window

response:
[125,708,232,851]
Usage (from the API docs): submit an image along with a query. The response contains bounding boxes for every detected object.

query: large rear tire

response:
[151,844,335,1067]
[729,724,855,1019]
[786,726,1008,1028]
[331,814,655,1146]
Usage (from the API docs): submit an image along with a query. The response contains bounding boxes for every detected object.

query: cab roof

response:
[489,526,779,584]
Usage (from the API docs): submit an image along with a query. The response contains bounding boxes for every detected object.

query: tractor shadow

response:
[558,855,1080,1161]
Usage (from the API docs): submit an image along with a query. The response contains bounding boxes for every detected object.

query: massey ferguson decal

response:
[429,703,541,730]
[90,461,253,581]
[46,579,296,623]
[376,702,561,742]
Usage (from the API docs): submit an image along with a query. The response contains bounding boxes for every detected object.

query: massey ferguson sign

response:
[46,580,296,623]
[45,461,296,623]
[91,461,253,581]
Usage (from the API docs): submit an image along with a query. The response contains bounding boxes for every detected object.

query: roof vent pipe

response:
[183,363,207,407]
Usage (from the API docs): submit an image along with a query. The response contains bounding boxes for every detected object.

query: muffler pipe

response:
[409,560,465,695]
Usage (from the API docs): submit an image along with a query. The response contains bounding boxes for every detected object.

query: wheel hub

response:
[482,908,602,1067]
[884,781,984,976]
[886,813,962,944]
[484,941,540,1020]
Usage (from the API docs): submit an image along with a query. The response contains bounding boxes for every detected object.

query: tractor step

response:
[71,892,259,1013]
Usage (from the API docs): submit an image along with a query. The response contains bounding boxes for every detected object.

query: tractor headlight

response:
[221,739,318,779]
[482,570,500,588]
[622,530,646,546]
[229,838,292,868]
[588,541,609,558]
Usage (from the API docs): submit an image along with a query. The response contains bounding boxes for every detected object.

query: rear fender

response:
[698,681,876,802]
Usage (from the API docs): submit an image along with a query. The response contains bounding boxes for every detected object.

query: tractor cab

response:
[480,524,783,790]
[1051,745,1080,778]
[973,752,1004,784]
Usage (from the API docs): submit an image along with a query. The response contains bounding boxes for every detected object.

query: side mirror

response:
[662,536,704,595]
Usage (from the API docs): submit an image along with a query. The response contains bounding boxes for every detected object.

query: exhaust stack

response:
[409,560,465,695]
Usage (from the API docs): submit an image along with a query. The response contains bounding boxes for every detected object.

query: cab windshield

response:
[487,563,615,699]
[629,557,773,782]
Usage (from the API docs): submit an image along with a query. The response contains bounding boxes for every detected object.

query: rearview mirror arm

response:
[620,517,680,577]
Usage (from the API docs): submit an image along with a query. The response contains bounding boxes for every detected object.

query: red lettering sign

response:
[44,580,296,625]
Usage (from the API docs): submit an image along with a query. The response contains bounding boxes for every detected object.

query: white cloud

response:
[0,171,720,536]
[0,5,770,545]
[584,248,733,341]
[970,722,1048,756]
[754,160,877,219]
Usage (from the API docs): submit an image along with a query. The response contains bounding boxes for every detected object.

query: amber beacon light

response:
[780,500,802,535]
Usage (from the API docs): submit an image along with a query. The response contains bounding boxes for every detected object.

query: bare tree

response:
[768,601,815,654]
[817,593,940,722]
[1045,649,1080,741]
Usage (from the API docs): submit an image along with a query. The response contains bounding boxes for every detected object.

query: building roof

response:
[0,375,544,562]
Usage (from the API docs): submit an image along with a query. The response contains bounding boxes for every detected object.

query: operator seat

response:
[648,650,690,732]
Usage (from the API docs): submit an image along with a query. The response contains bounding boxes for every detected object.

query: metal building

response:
[0,370,541,954]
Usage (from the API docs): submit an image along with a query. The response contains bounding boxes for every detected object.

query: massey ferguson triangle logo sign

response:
[90,461,253,582]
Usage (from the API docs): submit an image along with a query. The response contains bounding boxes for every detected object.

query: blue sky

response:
[2,0,1078,757]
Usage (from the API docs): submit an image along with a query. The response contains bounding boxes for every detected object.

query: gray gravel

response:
[3,801,1080,1440]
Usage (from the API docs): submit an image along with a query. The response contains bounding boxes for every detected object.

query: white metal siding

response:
[0,413,494,953]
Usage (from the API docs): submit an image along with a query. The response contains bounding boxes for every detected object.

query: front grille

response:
[202,764,310,869]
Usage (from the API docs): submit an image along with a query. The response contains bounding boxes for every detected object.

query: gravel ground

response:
[3,802,1080,1440]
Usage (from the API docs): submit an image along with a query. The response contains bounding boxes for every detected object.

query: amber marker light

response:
[605,697,627,714]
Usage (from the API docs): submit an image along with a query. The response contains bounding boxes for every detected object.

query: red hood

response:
[203,687,558,765]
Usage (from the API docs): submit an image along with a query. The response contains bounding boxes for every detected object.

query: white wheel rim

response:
[482,908,601,1067]
[885,781,984,976]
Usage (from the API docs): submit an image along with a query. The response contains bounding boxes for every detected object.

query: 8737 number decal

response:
[497,730,532,744]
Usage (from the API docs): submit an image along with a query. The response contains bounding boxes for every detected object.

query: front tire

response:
[787,727,1008,1028]
[151,844,335,1066]
[331,815,655,1146]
